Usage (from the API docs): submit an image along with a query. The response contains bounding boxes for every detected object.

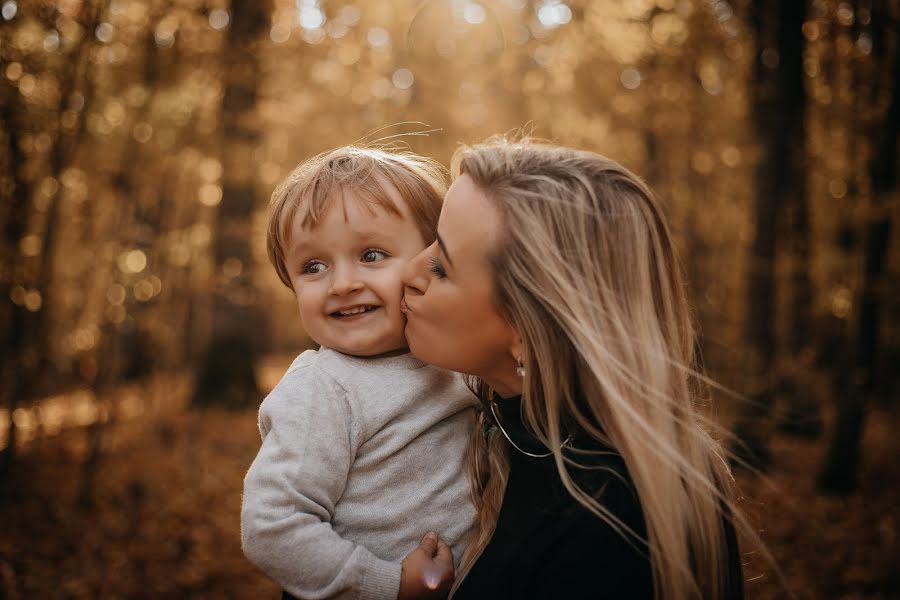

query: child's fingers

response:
[419,531,439,557]
[434,539,454,572]
[421,566,445,591]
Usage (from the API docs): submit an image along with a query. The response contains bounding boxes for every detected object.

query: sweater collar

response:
[323,346,426,370]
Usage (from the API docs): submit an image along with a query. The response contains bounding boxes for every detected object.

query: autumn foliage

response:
[1,0,898,598]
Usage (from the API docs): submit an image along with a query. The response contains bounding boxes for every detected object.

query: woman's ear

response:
[508,331,524,364]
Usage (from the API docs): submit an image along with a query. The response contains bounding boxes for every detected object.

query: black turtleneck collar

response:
[489,393,565,458]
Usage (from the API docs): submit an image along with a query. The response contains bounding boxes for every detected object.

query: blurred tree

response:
[819,0,898,493]
[779,0,821,438]
[77,6,171,507]
[192,0,272,409]
[0,0,104,501]
[732,0,807,470]
[0,58,30,503]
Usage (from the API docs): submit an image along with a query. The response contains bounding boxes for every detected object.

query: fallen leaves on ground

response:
[1,399,898,599]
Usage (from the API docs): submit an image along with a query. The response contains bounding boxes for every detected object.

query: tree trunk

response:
[778,0,821,438]
[732,0,806,470]
[32,1,104,375]
[0,0,104,502]
[0,76,35,503]
[818,15,898,492]
[192,0,272,409]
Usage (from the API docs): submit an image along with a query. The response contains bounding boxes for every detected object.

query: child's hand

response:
[397,531,454,600]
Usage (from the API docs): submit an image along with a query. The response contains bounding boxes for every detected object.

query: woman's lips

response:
[400,296,410,313]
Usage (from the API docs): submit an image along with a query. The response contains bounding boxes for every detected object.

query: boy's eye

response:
[362,249,388,263]
[303,261,326,274]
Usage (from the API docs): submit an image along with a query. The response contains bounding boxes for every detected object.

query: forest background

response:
[1,0,899,598]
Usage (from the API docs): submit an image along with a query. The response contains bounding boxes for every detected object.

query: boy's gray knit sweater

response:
[241,347,477,600]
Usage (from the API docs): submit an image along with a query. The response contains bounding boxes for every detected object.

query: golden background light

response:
[0,0,898,598]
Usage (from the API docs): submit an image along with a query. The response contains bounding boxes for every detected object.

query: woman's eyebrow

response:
[436,233,454,267]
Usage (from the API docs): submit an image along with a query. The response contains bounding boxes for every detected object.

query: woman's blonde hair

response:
[267,145,447,289]
[452,137,744,600]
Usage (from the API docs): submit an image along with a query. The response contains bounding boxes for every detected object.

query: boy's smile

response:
[330,305,379,318]
[282,189,428,357]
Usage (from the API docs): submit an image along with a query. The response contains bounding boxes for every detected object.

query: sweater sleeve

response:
[241,365,401,600]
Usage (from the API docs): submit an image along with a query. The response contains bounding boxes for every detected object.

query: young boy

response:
[241,146,476,600]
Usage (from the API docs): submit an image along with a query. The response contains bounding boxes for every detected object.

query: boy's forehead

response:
[310,189,405,224]
[284,190,408,244]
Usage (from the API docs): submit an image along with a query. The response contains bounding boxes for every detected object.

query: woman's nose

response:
[402,246,431,296]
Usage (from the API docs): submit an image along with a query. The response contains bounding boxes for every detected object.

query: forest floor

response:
[0,367,898,599]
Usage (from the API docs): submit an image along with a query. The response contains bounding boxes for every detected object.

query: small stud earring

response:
[516,357,526,378]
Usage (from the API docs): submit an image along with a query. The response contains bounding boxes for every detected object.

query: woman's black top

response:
[452,395,744,600]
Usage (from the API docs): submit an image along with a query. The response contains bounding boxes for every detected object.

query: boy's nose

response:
[329,266,364,296]
[401,246,431,297]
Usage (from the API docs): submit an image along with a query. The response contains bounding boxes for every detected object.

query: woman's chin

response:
[404,332,426,361]
[405,330,442,368]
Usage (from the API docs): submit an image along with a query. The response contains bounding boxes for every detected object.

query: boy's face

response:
[283,190,428,357]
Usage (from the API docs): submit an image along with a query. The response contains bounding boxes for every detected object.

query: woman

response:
[400,138,744,599]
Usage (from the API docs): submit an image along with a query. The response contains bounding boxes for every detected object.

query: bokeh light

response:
[407,0,505,72]
[1,1,16,21]
[1,1,897,599]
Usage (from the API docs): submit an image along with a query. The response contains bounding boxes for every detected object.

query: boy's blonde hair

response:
[267,146,448,289]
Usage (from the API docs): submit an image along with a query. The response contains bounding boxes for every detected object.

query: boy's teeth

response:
[338,306,372,316]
